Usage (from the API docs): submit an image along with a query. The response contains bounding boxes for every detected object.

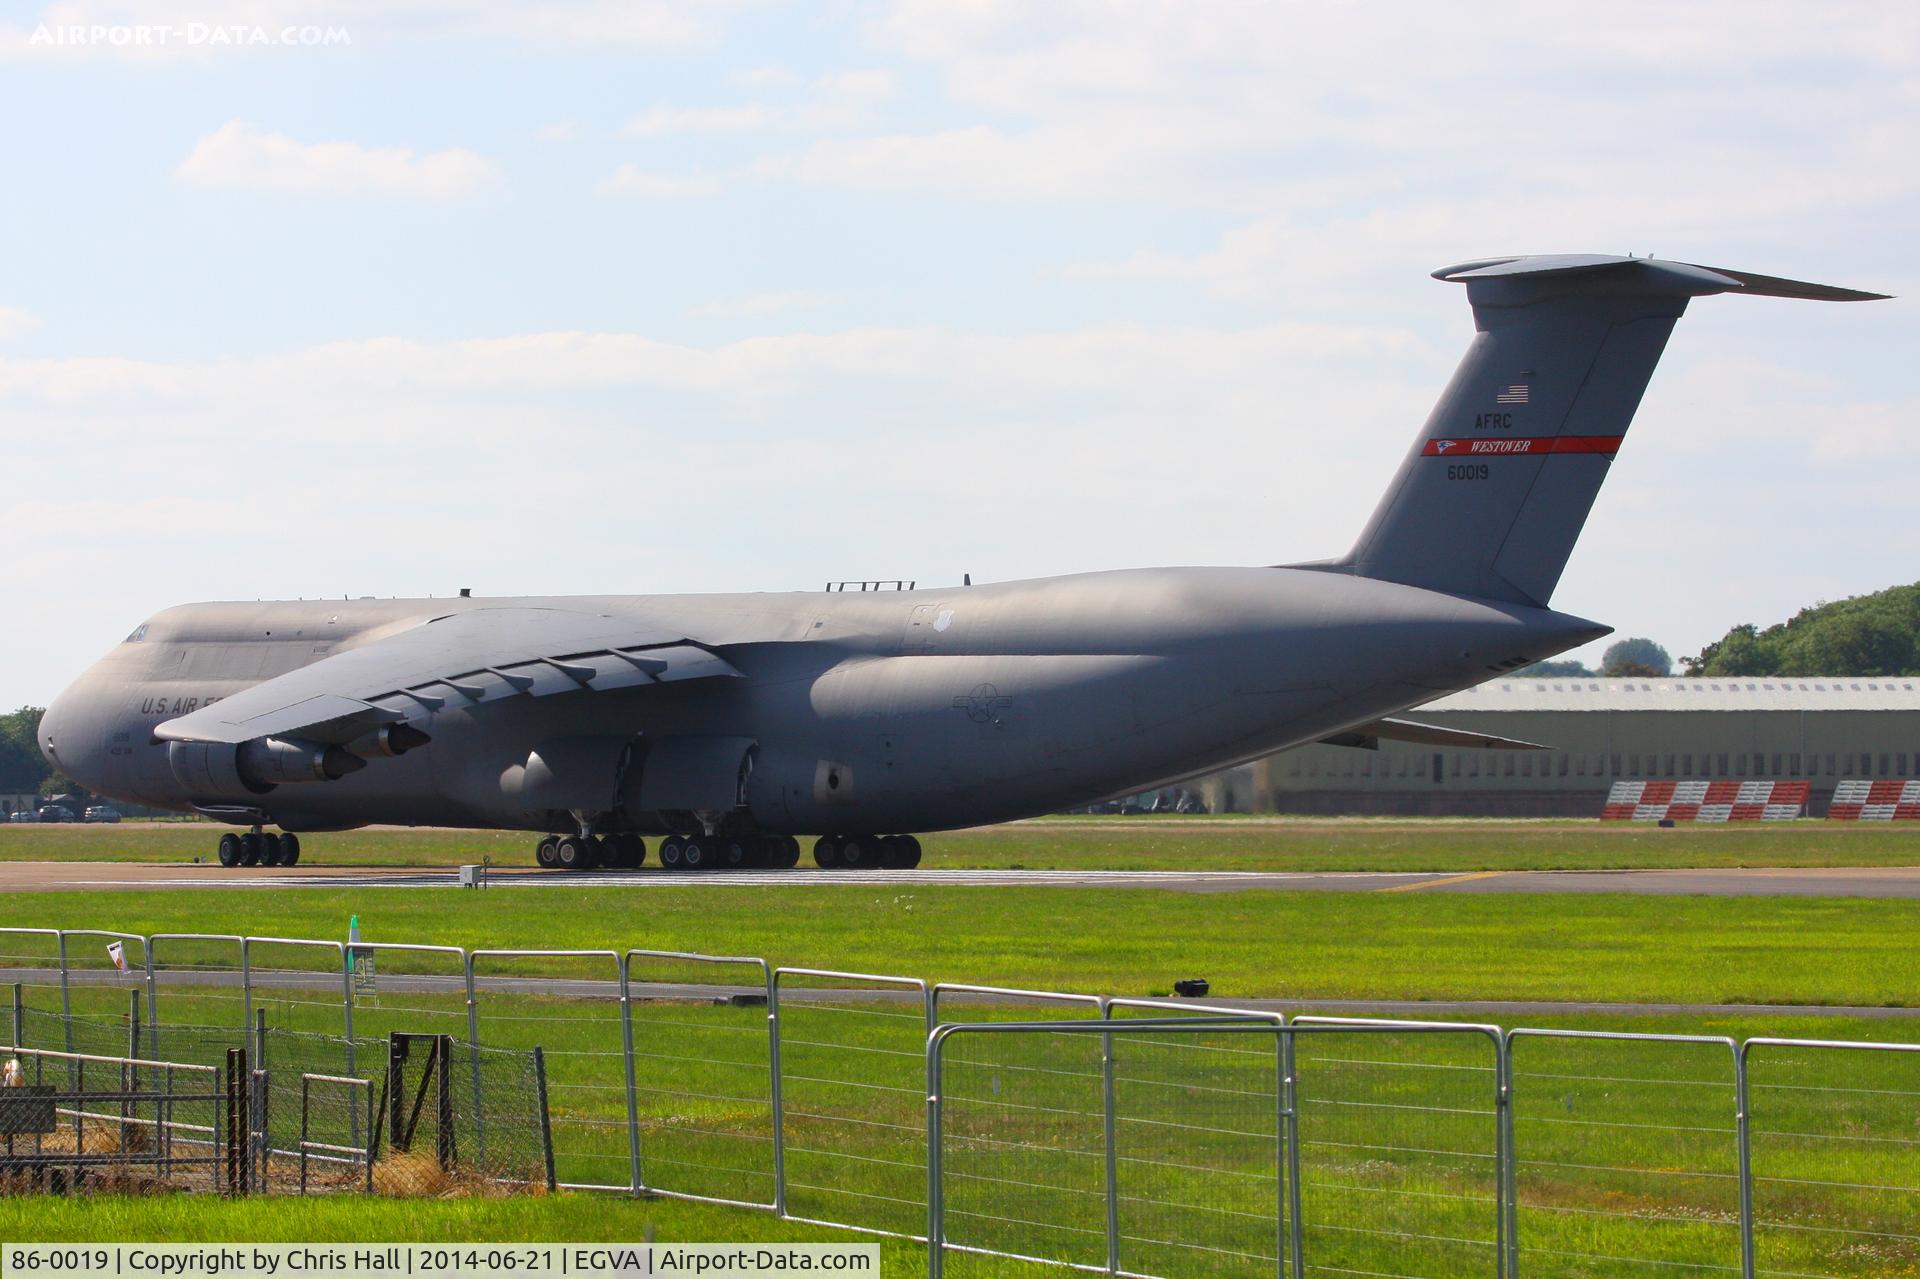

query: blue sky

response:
[2,1,1915,703]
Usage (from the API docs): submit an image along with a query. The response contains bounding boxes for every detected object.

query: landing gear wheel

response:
[261,833,284,866]
[878,835,906,868]
[837,836,870,869]
[279,833,301,867]
[719,838,751,870]
[745,837,771,869]
[240,831,266,867]
[681,839,707,869]
[555,835,588,870]
[813,836,841,869]
[659,837,684,868]
[217,833,243,867]
[536,836,560,869]
[776,836,801,869]
[609,834,645,869]
[897,835,922,869]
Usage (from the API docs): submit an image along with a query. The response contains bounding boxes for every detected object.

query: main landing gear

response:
[534,832,648,871]
[813,835,922,870]
[214,827,301,868]
[657,834,801,871]
[530,831,923,872]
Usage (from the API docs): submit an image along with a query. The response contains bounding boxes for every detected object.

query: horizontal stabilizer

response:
[1320,717,1547,752]
[1432,254,1889,301]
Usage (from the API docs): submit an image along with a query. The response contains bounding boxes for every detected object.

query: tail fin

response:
[1336,254,1886,607]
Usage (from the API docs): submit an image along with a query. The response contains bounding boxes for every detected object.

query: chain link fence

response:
[9,925,1920,1278]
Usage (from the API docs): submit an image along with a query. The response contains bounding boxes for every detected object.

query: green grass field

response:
[6,813,1920,871]
[6,882,1920,1007]
[5,820,1920,1276]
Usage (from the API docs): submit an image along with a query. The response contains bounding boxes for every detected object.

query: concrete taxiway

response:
[6,860,1920,897]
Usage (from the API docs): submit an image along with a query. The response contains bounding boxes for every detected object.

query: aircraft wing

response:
[153,607,742,746]
[1319,717,1547,752]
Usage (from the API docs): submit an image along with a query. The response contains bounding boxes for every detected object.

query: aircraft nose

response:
[37,686,88,784]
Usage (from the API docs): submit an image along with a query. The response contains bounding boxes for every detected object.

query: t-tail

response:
[1331,254,1887,608]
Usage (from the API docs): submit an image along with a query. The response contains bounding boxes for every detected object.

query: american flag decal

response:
[1495,384,1530,404]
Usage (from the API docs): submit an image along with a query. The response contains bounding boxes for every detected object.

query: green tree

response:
[1684,583,1920,676]
[1514,659,1593,677]
[1602,637,1672,677]
[0,706,49,793]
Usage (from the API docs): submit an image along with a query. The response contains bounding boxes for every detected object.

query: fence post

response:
[767,966,786,1217]
[926,1027,946,1279]
[1736,1043,1755,1279]
[1102,1015,1120,1276]
[618,960,642,1195]
[11,982,22,1048]
[1499,1033,1516,1279]
[144,938,158,1058]
[532,1045,557,1193]
[464,953,486,1167]
[1283,1026,1305,1279]
[240,938,253,1036]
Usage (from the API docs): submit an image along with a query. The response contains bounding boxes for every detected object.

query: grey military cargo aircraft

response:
[39,254,1885,872]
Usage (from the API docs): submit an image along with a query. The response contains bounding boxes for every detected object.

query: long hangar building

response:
[1211,678,1920,817]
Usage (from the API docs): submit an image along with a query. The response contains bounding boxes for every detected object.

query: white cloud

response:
[535,121,581,143]
[597,165,721,197]
[621,104,769,137]
[0,307,41,342]
[689,291,840,319]
[176,120,499,199]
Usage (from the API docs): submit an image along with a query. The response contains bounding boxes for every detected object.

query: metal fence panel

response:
[773,968,931,1239]
[470,949,627,1191]
[147,934,249,1041]
[1290,1019,1504,1279]
[1106,1002,1289,1279]
[930,1018,1289,1279]
[1507,1030,1743,1279]
[1743,1038,1920,1279]
[929,986,1108,1275]
[624,948,777,1209]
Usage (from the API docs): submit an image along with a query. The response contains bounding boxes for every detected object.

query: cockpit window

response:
[126,623,149,642]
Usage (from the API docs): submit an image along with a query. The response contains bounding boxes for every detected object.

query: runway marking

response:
[1377,871,1506,893]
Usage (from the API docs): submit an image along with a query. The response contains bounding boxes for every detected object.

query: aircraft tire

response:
[217,833,244,867]
[837,836,870,869]
[261,833,284,866]
[280,833,301,867]
[555,835,587,870]
[659,837,684,868]
[536,836,560,868]
[614,834,645,869]
[240,832,266,866]
[878,835,905,868]
[899,835,922,869]
[681,839,707,869]
[778,836,801,868]
[813,836,840,869]
[718,838,749,870]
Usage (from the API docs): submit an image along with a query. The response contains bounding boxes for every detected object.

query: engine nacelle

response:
[344,722,431,760]
[238,737,368,786]
[167,741,271,797]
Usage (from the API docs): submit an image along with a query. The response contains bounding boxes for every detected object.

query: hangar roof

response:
[1426,677,1920,714]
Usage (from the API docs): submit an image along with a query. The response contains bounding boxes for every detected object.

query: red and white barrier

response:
[1828,780,1920,820]
[1602,780,1810,822]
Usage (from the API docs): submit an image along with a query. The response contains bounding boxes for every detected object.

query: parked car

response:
[6,809,37,823]
[83,805,121,823]
[35,805,74,823]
